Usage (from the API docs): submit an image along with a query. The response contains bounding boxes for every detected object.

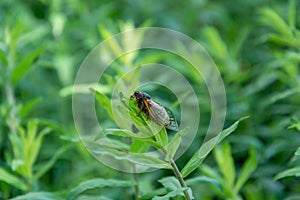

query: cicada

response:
[130,91,178,131]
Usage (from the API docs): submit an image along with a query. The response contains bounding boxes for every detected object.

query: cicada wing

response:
[164,107,179,131]
[147,99,170,127]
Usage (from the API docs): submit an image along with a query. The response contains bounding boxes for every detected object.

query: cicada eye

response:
[137,92,143,98]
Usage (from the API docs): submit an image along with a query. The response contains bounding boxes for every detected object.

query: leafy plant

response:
[198,142,257,199]
[92,88,248,199]
[274,118,300,181]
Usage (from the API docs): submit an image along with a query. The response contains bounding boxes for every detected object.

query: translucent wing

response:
[147,99,178,131]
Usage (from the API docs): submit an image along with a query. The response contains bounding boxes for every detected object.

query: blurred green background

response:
[0,0,300,199]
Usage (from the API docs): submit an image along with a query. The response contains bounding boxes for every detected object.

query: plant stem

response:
[132,163,139,200]
[5,43,18,135]
[5,81,18,134]
[169,159,192,200]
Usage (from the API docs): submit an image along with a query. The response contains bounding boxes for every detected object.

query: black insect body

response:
[130,91,178,131]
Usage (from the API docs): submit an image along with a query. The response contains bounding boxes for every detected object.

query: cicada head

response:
[131,91,151,100]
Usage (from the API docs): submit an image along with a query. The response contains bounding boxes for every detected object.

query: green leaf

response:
[66,178,136,200]
[154,128,168,148]
[90,88,113,119]
[158,176,181,191]
[11,46,44,85]
[285,195,300,200]
[103,128,151,139]
[234,147,257,192]
[94,135,130,151]
[27,127,51,171]
[202,26,229,60]
[10,192,64,200]
[130,139,150,153]
[0,167,27,191]
[260,8,292,37]
[293,146,300,161]
[214,142,235,187]
[91,144,171,169]
[199,165,224,196]
[262,87,300,107]
[288,118,300,131]
[165,128,188,161]
[19,97,42,118]
[97,128,160,149]
[0,48,7,65]
[288,0,296,29]
[140,188,167,200]
[186,176,221,192]
[181,116,249,178]
[274,167,300,180]
[33,145,71,180]
[153,189,186,200]
[73,195,113,200]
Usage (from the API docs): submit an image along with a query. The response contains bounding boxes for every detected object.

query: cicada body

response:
[130,91,178,131]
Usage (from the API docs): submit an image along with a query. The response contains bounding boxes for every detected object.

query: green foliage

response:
[0,167,27,191]
[66,178,136,200]
[275,118,300,181]
[199,143,257,199]
[0,0,299,199]
[10,192,64,200]
[181,117,249,178]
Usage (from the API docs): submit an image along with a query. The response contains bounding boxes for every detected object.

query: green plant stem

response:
[5,82,18,134]
[132,163,139,200]
[169,159,192,200]
[6,36,18,135]
[5,50,18,135]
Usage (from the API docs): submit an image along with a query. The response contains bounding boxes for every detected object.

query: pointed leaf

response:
[153,189,185,200]
[103,128,151,139]
[11,192,64,200]
[90,88,113,119]
[96,128,160,149]
[19,97,42,118]
[0,167,27,191]
[260,8,292,37]
[214,142,235,187]
[34,145,71,180]
[158,176,181,191]
[67,178,135,200]
[0,48,7,65]
[181,116,249,178]
[130,139,150,153]
[165,128,188,161]
[140,188,167,200]
[274,167,300,180]
[91,145,170,169]
[11,46,44,85]
[234,147,257,192]
[289,0,296,29]
[186,176,221,192]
